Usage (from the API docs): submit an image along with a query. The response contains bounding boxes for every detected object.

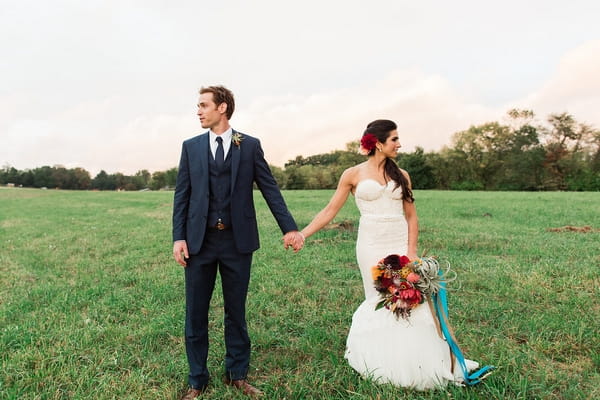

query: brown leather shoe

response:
[180,387,206,400]
[224,378,264,397]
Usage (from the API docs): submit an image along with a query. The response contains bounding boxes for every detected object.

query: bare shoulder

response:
[340,164,364,185]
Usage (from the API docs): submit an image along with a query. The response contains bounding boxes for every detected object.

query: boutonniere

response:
[232,132,244,147]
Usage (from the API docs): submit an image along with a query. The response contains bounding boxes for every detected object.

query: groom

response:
[172,85,304,399]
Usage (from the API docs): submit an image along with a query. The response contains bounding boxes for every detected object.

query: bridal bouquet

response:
[372,254,454,320]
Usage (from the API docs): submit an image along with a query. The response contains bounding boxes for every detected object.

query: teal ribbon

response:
[432,279,495,385]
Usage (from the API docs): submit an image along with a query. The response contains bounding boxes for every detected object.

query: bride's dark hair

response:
[363,119,414,203]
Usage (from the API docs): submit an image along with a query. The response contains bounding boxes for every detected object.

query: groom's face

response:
[197,92,226,130]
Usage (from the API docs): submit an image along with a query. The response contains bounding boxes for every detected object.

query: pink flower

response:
[400,288,422,304]
[406,272,420,283]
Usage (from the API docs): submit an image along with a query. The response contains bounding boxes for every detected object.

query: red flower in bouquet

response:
[382,254,411,270]
[400,287,422,303]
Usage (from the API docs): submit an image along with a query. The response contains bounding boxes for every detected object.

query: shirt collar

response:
[209,128,233,144]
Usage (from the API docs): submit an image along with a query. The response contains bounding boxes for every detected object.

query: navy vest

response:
[207,147,233,227]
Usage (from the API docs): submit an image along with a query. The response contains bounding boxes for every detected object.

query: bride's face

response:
[380,130,401,156]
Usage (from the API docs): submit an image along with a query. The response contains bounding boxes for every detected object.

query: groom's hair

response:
[200,85,235,120]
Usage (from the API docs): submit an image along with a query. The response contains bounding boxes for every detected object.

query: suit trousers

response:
[184,228,253,389]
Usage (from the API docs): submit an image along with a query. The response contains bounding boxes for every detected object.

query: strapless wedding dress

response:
[344,179,478,390]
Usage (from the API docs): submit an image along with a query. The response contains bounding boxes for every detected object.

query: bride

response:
[299,119,484,390]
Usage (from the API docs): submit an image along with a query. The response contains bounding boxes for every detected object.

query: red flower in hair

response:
[360,133,378,155]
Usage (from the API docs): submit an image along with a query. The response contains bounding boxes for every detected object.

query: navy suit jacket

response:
[172,130,297,254]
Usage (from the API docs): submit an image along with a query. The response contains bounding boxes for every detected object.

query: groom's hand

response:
[173,240,189,267]
[283,231,304,253]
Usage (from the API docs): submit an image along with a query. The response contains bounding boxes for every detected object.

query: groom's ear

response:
[218,102,227,115]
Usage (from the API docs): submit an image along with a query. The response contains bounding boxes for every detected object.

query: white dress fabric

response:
[344,179,477,390]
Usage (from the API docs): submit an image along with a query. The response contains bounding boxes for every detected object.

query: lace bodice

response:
[354,179,405,218]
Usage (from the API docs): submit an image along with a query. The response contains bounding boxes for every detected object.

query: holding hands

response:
[283,231,305,252]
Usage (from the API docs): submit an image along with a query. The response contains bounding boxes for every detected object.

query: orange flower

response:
[371,266,384,281]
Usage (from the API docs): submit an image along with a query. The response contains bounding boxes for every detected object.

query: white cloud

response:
[1,95,196,175]
[511,39,600,126]
[237,68,498,166]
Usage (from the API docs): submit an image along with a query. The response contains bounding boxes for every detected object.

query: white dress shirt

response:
[209,128,233,160]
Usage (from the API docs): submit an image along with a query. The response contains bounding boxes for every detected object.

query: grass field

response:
[1,187,599,400]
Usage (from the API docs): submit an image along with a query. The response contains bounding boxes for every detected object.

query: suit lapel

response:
[230,129,240,193]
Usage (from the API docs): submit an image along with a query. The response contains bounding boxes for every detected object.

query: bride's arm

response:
[402,170,419,260]
[300,168,355,239]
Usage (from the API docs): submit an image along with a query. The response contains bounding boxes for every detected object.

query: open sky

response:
[2,0,599,175]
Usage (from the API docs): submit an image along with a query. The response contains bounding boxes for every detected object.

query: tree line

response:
[0,165,178,191]
[2,110,598,191]
[273,110,599,191]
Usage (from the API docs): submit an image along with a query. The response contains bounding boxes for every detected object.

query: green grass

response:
[1,187,599,400]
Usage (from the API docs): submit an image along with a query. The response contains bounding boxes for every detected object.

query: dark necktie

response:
[215,136,224,169]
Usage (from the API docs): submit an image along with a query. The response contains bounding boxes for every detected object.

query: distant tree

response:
[269,165,287,188]
[71,167,92,190]
[285,155,307,168]
[541,112,598,190]
[32,166,56,188]
[443,110,549,190]
[165,167,178,189]
[397,147,436,189]
[309,165,339,189]
[282,141,364,189]
[0,165,21,185]
[452,122,514,189]
[499,113,545,190]
[134,169,151,188]
[150,171,167,190]
[20,170,34,187]
[112,173,128,190]
[586,129,600,190]
[92,170,116,190]
[338,141,366,169]
[52,165,71,189]
[432,146,484,190]
[284,165,307,190]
